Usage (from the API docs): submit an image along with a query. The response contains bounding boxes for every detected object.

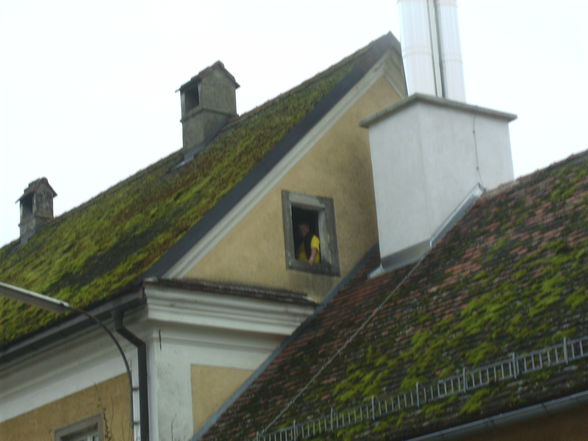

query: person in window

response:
[296,221,320,265]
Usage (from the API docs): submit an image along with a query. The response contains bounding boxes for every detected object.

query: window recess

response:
[282,190,340,276]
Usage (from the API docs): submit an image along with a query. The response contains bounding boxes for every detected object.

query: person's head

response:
[297,222,310,238]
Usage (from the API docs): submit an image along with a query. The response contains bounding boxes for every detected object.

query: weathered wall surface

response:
[187,75,401,300]
[0,374,130,441]
[192,364,253,432]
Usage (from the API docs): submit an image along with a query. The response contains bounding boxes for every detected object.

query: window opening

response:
[20,194,33,219]
[184,83,200,113]
[282,191,340,276]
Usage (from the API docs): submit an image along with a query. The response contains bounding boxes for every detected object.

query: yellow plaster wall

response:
[465,404,588,441]
[187,75,401,300]
[0,374,131,441]
[191,364,253,432]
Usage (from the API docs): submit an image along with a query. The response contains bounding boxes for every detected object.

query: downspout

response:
[114,309,150,441]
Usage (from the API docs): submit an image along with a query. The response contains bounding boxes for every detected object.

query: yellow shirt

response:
[297,235,320,264]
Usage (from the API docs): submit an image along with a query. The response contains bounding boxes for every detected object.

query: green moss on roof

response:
[198,151,588,441]
[0,36,379,346]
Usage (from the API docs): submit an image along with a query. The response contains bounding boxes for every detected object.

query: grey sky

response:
[1,0,586,246]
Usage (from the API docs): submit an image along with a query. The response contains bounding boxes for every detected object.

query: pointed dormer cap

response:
[179,61,240,93]
[17,177,57,203]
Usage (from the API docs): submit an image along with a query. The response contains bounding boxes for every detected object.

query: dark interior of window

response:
[282,190,339,275]
[184,84,200,113]
[291,206,319,259]
[292,206,320,239]
[20,194,33,218]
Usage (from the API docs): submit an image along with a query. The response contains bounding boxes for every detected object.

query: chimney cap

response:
[178,61,240,93]
[360,93,517,129]
[16,177,57,203]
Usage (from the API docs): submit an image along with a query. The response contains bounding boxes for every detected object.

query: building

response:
[2,8,586,441]
[1,33,408,441]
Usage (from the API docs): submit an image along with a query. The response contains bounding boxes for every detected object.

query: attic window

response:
[282,191,340,276]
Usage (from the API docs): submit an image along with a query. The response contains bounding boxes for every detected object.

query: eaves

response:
[0,288,145,365]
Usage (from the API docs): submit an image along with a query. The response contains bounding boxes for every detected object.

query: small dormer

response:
[18,178,57,244]
[179,61,239,150]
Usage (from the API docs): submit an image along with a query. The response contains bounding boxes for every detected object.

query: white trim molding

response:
[143,283,315,441]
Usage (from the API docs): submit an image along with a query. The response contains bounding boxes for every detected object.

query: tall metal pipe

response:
[435,0,466,101]
[398,0,438,96]
[397,0,466,101]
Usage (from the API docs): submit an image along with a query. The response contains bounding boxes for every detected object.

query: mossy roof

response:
[197,150,588,441]
[0,34,401,349]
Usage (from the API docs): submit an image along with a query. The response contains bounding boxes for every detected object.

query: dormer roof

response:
[179,61,240,92]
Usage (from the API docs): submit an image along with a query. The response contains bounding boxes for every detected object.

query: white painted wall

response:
[1,288,314,441]
[363,94,515,261]
[144,284,314,441]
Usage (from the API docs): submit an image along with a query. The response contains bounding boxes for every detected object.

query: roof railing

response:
[255,335,588,441]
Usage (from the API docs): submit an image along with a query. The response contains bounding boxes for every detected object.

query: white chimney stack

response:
[360,1,514,275]
[398,0,466,101]
[361,95,515,271]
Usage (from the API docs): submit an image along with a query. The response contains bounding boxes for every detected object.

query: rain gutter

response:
[404,389,588,441]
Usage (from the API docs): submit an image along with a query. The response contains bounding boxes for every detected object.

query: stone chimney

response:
[18,178,57,244]
[179,61,239,150]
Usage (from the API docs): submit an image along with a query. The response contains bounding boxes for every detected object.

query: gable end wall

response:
[185,74,402,300]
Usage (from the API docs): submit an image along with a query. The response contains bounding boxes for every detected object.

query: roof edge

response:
[0,289,145,364]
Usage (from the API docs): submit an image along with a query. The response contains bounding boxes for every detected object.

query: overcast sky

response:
[1,0,587,246]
